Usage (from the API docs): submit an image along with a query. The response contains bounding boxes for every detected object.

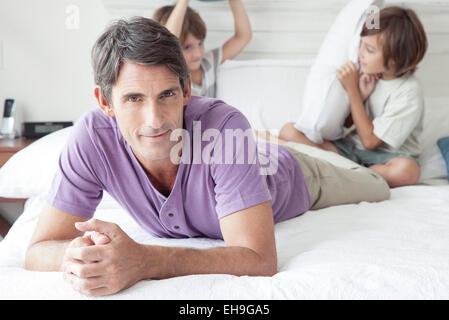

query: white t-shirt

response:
[191,47,223,98]
[345,72,424,157]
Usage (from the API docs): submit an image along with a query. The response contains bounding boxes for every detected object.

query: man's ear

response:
[94,86,115,117]
[183,77,192,106]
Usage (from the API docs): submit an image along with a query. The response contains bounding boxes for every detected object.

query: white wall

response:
[0,0,448,127]
[0,0,109,128]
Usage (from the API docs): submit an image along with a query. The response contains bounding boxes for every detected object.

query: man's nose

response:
[143,102,164,129]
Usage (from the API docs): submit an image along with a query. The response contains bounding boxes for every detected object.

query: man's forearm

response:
[24,240,71,272]
[141,244,277,280]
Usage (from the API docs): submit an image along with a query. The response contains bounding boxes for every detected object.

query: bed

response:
[0,57,448,299]
[1,183,449,299]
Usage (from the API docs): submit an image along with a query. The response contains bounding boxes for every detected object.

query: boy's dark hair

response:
[153,6,207,45]
[91,17,190,105]
[361,6,428,76]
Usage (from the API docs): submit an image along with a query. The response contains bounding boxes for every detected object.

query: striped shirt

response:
[191,47,223,98]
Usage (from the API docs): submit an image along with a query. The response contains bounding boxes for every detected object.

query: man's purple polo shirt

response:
[47,96,311,239]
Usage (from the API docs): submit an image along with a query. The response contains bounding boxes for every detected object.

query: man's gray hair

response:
[91,16,190,104]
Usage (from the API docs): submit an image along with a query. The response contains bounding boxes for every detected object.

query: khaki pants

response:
[282,142,390,210]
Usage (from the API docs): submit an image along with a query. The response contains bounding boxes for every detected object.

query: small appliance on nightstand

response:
[0,99,16,139]
[22,121,73,139]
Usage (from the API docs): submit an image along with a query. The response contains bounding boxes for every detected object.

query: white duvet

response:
[1,183,449,300]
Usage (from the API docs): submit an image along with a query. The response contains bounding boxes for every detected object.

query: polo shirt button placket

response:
[167,212,179,231]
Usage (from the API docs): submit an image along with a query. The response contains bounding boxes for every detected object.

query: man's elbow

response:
[244,250,277,277]
[264,263,278,277]
[256,258,277,277]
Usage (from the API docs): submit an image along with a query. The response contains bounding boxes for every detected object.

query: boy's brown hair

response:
[361,6,428,77]
[153,6,207,45]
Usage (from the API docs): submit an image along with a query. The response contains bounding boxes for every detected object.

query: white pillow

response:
[294,0,384,144]
[0,127,73,198]
[217,59,313,131]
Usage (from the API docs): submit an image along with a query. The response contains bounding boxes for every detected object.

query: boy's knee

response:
[401,158,420,184]
[279,122,297,140]
[388,158,420,186]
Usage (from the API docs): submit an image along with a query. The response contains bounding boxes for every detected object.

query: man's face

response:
[182,33,205,72]
[101,62,190,164]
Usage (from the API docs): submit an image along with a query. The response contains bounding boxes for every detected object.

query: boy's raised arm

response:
[163,0,190,39]
[221,0,252,63]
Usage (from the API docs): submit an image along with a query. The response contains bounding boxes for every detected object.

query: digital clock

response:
[22,121,73,138]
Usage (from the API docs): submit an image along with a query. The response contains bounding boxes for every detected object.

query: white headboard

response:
[101,0,449,98]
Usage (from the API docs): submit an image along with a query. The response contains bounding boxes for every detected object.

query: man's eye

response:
[161,91,175,98]
[128,96,141,103]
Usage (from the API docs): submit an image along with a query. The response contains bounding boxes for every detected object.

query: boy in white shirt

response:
[279,6,428,188]
[154,0,252,98]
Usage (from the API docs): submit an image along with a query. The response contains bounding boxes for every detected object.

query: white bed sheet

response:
[1,184,449,300]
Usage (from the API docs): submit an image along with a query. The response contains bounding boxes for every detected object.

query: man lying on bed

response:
[24,17,390,297]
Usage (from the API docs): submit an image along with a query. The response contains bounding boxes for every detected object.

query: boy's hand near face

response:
[336,61,383,151]
[336,61,360,96]
[359,73,380,101]
[337,61,380,101]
